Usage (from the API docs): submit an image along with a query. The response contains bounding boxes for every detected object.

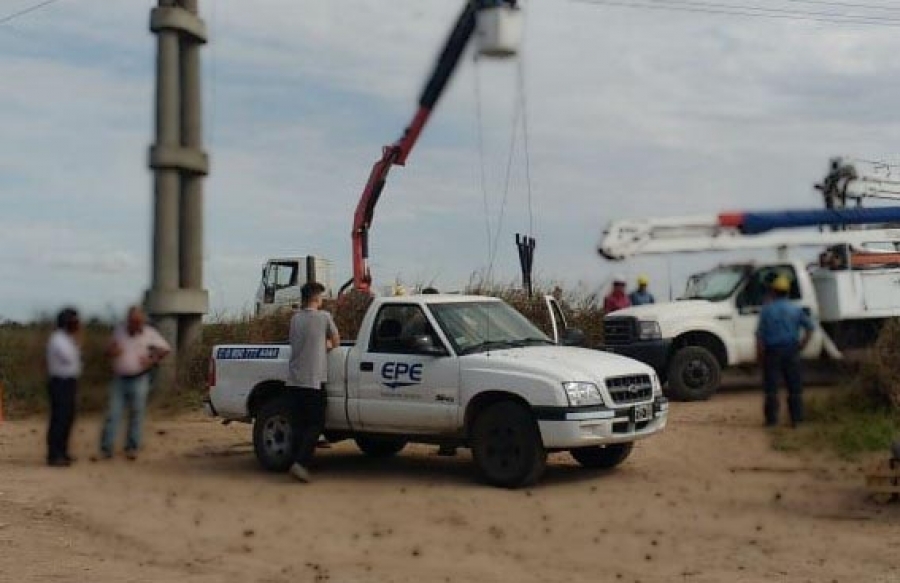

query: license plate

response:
[632,404,652,423]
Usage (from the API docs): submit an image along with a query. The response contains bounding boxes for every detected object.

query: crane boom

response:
[599,211,900,260]
[349,0,521,294]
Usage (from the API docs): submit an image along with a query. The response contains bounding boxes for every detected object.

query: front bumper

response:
[602,339,672,377]
[534,397,668,449]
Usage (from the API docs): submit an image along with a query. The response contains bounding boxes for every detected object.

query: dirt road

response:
[1,387,897,583]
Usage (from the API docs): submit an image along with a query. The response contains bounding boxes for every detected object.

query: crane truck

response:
[206,1,669,488]
[597,158,900,401]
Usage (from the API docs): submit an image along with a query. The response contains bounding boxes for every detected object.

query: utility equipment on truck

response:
[596,161,900,400]
[347,1,523,294]
[206,294,667,488]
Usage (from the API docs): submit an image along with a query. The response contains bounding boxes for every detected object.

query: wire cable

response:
[487,88,524,279]
[516,23,535,239]
[571,0,900,27]
[0,0,64,25]
[473,57,495,284]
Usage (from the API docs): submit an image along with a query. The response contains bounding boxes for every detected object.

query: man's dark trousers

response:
[47,377,77,462]
[763,345,803,426]
[288,387,327,466]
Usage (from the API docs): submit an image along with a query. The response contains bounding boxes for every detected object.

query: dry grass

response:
[0,321,114,418]
[856,318,900,410]
[3,285,603,419]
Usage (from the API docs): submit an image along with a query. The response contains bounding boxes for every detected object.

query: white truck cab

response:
[254,256,334,316]
[208,295,668,488]
[603,256,900,400]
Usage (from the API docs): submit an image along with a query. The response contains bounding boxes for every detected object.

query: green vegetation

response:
[772,390,900,458]
[772,319,900,458]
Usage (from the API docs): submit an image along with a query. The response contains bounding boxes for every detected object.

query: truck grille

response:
[605,374,654,405]
[603,317,636,345]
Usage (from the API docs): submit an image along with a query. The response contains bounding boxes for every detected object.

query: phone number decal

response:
[216,347,281,360]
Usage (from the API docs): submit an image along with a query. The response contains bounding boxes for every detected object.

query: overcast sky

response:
[2,0,900,321]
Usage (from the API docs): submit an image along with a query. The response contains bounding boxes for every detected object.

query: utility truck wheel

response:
[570,442,633,469]
[253,395,295,472]
[355,436,407,458]
[666,346,720,401]
[471,401,546,488]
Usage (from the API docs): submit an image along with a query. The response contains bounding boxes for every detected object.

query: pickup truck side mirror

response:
[561,327,586,347]
[409,334,447,356]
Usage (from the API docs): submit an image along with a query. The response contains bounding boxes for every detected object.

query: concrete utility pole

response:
[147,0,209,392]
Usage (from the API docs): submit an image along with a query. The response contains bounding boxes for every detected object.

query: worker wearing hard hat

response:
[629,275,655,306]
[755,275,815,427]
[603,275,631,315]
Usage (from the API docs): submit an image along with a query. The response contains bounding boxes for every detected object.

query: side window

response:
[272,262,298,290]
[741,266,801,307]
[369,305,441,354]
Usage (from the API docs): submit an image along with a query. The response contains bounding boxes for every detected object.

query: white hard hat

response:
[612,274,627,284]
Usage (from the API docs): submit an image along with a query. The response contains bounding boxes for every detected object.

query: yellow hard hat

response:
[771,276,791,292]
[637,275,649,286]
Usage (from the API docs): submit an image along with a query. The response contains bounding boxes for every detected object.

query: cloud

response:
[3,0,900,319]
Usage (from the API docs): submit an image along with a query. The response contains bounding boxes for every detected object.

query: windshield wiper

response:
[460,337,552,355]
[459,340,524,355]
[516,337,554,346]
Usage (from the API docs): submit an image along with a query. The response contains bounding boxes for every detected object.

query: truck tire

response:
[471,401,546,488]
[253,395,295,472]
[355,436,407,458]
[666,345,721,401]
[570,442,633,469]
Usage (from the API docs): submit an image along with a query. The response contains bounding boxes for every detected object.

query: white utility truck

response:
[597,159,900,400]
[206,295,668,488]
[254,256,334,316]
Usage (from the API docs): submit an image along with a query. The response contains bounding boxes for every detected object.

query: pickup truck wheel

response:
[471,401,546,489]
[666,346,721,401]
[570,442,633,469]
[355,436,407,458]
[253,395,295,472]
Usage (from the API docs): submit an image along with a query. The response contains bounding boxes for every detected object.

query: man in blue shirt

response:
[756,276,815,427]
[629,275,655,306]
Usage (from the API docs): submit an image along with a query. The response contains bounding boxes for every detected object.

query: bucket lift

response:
[347,1,523,294]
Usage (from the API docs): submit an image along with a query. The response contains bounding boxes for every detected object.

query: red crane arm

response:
[349,1,517,294]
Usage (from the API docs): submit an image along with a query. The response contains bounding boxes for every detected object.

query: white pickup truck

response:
[207,294,668,488]
[603,256,900,401]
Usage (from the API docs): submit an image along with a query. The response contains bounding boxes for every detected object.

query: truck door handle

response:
[360,362,374,372]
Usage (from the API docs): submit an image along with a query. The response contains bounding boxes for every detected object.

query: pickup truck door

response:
[354,304,459,433]
[544,295,567,344]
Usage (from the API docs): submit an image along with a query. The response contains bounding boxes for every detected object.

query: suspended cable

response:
[473,57,494,283]
[487,87,524,279]
[571,0,900,27]
[638,0,900,22]
[516,27,535,239]
[0,0,64,25]
[780,0,900,12]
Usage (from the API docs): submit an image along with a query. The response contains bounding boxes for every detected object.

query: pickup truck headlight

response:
[563,382,604,407]
[638,321,661,340]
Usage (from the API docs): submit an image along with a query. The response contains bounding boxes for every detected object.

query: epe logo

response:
[381,362,423,389]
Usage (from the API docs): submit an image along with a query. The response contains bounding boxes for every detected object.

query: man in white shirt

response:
[46,307,82,467]
[99,306,170,460]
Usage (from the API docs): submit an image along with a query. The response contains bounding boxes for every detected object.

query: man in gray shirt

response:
[287,282,340,482]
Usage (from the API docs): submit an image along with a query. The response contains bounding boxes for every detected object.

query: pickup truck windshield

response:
[682,266,748,301]
[429,301,553,355]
